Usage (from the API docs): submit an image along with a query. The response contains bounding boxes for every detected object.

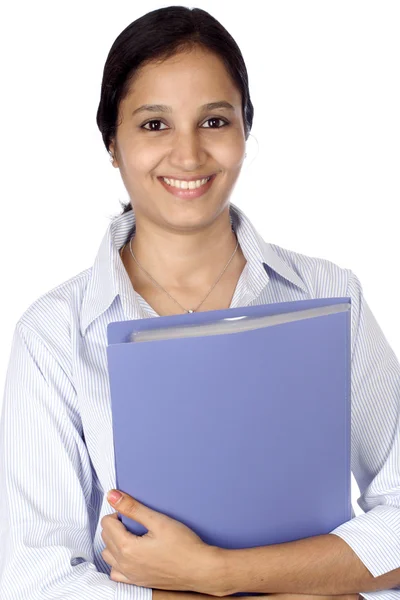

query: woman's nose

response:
[171,129,206,157]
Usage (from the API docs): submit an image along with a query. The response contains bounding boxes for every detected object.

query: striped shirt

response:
[1,201,399,600]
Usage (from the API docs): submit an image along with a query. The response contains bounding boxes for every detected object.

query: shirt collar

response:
[80,202,308,337]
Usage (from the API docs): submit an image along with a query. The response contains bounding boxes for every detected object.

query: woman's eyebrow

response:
[132,101,235,117]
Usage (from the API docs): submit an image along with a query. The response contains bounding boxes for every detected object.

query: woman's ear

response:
[109,143,118,168]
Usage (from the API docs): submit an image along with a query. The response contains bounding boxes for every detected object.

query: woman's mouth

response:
[157,174,217,199]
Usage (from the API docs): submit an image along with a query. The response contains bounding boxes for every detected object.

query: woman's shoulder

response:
[18,267,91,325]
[15,267,93,364]
[267,240,352,297]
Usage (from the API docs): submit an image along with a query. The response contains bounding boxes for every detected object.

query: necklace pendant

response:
[188,309,195,313]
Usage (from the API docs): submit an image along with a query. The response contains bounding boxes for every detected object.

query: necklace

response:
[120,230,239,314]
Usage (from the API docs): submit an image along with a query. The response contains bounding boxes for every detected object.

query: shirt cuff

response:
[358,589,400,600]
[329,505,400,577]
[115,583,153,600]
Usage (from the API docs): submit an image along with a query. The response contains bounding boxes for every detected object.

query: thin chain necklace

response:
[120,229,239,314]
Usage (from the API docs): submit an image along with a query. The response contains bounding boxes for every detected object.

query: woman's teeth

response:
[162,176,211,189]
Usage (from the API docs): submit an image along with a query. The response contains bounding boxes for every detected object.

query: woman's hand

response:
[101,490,221,595]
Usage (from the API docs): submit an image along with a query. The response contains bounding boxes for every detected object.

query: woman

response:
[0,6,398,600]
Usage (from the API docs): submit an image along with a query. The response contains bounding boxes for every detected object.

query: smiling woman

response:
[2,4,400,600]
[95,7,254,314]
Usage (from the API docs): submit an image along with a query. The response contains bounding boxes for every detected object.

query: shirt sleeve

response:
[328,269,400,599]
[0,321,153,600]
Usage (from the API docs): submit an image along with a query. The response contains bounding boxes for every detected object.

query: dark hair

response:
[96,5,254,216]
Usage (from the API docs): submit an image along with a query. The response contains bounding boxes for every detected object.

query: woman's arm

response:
[0,321,151,600]
[152,592,360,600]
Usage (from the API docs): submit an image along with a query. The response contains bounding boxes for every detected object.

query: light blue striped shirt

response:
[1,202,399,600]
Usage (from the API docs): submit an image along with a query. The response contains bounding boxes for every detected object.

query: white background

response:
[1,1,399,518]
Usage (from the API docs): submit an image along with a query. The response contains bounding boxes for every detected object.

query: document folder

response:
[106,297,352,593]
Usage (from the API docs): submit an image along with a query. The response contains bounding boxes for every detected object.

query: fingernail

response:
[108,490,122,504]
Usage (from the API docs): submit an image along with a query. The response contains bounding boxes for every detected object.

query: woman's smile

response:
[157,173,217,199]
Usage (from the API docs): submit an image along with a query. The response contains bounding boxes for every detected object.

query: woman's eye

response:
[202,117,229,128]
[141,117,228,131]
[141,120,168,131]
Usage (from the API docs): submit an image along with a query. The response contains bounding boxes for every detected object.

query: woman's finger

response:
[101,526,120,556]
[101,547,118,569]
[101,548,130,583]
[110,566,130,582]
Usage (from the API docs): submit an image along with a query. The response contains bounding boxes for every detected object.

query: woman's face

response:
[110,45,246,233]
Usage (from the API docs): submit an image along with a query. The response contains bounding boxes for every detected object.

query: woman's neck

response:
[120,225,243,292]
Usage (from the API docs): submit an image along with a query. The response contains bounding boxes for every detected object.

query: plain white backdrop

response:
[1,1,399,517]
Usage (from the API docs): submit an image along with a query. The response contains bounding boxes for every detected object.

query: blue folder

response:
[106,297,352,593]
